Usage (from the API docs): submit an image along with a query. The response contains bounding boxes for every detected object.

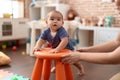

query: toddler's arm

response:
[50,37,68,53]
[33,39,46,54]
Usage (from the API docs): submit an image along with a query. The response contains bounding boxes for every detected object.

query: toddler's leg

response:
[51,66,56,73]
[51,61,56,73]
[73,62,85,76]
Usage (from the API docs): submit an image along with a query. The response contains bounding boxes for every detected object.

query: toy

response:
[4,42,9,47]
[0,51,11,65]
[10,74,30,80]
[67,8,78,20]
[104,16,114,27]
[12,41,17,46]
[22,51,25,55]
[12,46,17,51]
[2,44,7,50]
[0,70,30,80]
[98,17,104,27]
[16,40,19,46]
[3,13,11,18]
[26,38,30,43]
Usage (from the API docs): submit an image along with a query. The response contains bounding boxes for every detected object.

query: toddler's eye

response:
[50,18,54,20]
[57,19,61,21]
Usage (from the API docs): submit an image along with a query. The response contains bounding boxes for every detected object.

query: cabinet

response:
[0,18,29,41]
[94,28,120,45]
[29,3,70,20]
[78,26,120,47]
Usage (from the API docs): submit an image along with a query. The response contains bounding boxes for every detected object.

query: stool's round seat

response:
[34,48,71,60]
[31,48,74,80]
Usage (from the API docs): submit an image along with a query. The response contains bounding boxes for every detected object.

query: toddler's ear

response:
[62,21,64,24]
[45,20,48,24]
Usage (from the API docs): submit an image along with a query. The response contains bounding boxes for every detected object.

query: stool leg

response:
[56,60,66,80]
[31,58,43,80]
[42,59,51,80]
[64,64,74,80]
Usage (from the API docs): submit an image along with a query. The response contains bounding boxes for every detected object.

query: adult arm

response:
[61,32,120,64]
[78,32,120,52]
[79,46,120,64]
[62,46,120,64]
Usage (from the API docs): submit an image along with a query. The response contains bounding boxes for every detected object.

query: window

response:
[0,0,24,18]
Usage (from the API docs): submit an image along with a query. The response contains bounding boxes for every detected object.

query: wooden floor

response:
[0,44,120,80]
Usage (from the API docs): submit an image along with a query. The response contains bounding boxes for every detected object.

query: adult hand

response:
[77,47,88,52]
[61,51,80,64]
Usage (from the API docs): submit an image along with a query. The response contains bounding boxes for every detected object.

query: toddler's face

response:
[46,12,64,31]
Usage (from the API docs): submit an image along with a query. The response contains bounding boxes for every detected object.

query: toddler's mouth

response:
[53,24,57,26]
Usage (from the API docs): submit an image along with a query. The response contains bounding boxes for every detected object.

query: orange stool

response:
[31,48,74,80]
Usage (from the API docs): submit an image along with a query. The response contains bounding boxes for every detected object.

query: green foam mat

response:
[0,70,30,80]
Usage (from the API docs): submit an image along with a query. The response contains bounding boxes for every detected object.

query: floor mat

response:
[0,69,30,80]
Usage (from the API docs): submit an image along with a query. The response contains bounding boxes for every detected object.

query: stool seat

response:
[34,48,71,59]
[31,48,74,80]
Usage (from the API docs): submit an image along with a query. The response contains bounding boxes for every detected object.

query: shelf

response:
[29,3,70,20]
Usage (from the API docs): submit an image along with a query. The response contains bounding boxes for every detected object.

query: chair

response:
[31,48,74,80]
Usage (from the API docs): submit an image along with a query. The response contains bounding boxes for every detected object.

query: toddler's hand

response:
[32,47,41,54]
[49,49,59,53]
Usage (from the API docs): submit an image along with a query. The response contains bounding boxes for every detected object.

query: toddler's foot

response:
[77,70,85,76]
[51,67,56,73]
[77,65,85,76]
